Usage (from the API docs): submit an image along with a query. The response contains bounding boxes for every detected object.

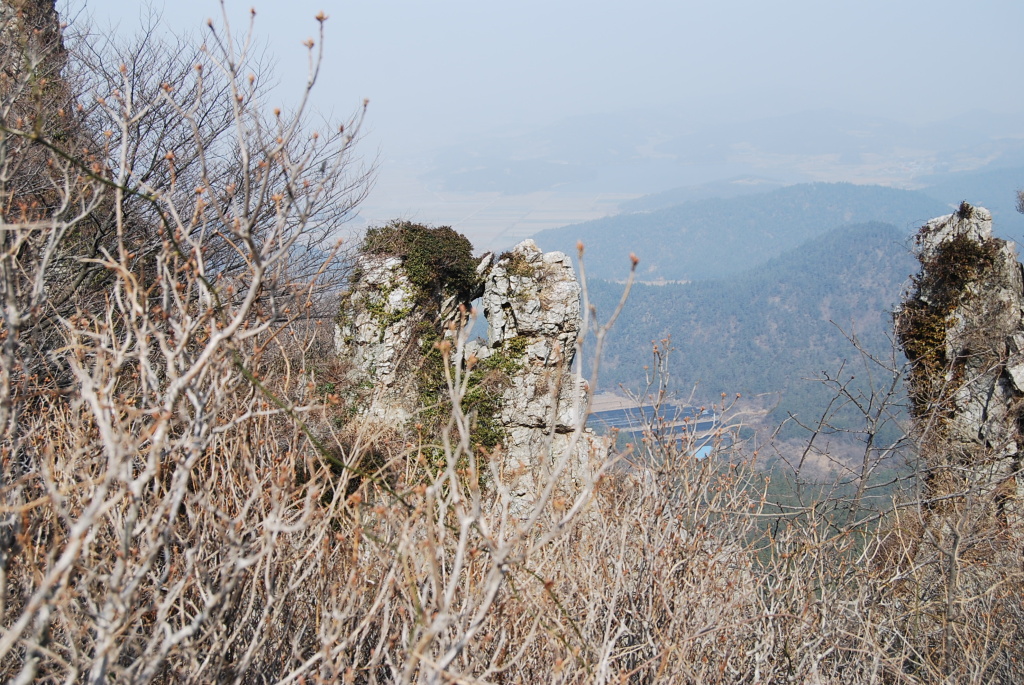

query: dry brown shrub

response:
[0,5,1022,684]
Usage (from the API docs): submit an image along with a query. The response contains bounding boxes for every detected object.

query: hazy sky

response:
[72,0,1024,158]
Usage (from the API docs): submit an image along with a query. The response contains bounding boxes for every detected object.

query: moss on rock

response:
[897,207,1003,420]
[361,221,478,307]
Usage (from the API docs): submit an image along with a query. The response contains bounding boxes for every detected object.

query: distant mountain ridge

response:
[617,176,785,213]
[533,182,947,282]
[913,165,1024,240]
[621,165,1024,242]
[584,221,916,429]
[525,174,1022,433]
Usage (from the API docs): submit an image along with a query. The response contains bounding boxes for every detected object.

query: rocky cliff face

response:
[1,0,102,314]
[896,203,1024,520]
[334,255,421,426]
[337,235,598,513]
[477,240,592,514]
[0,0,64,64]
[1,0,69,135]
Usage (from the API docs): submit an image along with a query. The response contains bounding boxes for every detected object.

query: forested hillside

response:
[585,221,915,427]
[534,182,947,281]
[616,175,785,213]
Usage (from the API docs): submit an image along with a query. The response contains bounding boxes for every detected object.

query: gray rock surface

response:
[337,238,599,514]
[335,256,420,425]
[897,204,1024,520]
[480,240,594,515]
[1,1,64,59]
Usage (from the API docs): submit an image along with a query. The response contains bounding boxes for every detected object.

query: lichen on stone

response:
[895,204,1024,521]
[335,230,601,514]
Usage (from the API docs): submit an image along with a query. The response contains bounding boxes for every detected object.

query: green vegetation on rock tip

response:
[362,220,478,307]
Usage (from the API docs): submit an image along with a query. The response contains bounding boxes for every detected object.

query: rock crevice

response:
[336,233,597,513]
[896,203,1024,519]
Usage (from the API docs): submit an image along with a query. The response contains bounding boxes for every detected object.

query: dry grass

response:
[0,4,1022,683]
[7,312,1024,683]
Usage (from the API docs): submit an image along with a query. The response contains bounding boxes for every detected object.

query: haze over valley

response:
[84,0,1024,424]
[357,107,1024,251]
[84,1,1024,249]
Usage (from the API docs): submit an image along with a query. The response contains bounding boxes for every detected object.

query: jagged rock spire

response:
[479,239,591,515]
[896,203,1024,520]
[1,0,67,99]
[336,235,599,514]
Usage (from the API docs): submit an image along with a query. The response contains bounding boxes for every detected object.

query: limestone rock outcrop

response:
[336,233,598,514]
[334,255,421,426]
[478,240,592,513]
[896,203,1024,518]
[1,0,71,154]
[1,0,65,67]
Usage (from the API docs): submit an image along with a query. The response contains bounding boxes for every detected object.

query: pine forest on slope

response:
[576,221,918,432]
